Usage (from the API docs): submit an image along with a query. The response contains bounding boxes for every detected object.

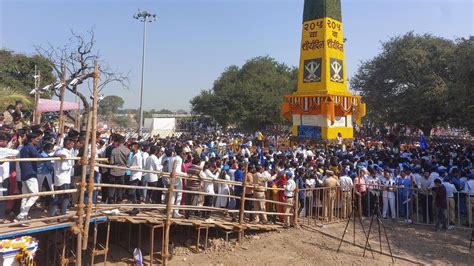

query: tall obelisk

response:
[281,0,365,140]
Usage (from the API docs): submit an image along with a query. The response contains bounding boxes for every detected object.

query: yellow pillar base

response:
[322,126,353,139]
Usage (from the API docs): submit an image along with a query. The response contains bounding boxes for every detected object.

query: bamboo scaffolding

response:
[94,163,287,191]
[82,61,99,250]
[0,214,75,228]
[0,189,79,201]
[162,161,176,266]
[75,109,93,266]
[58,64,66,134]
[239,163,249,226]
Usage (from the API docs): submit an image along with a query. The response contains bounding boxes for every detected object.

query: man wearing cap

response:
[323,170,339,222]
[252,165,276,224]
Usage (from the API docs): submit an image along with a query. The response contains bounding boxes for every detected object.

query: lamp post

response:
[133,10,156,136]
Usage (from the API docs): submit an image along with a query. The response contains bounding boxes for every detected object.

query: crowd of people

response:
[0,109,473,231]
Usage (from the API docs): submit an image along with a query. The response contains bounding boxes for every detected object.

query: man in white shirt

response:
[339,172,354,219]
[464,175,474,226]
[144,146,163,203]
[128,142,143,204]
[382,169,396,219]
[0,133,18,220]
[50,137,74,216]
[167,146,184,218]
[443,177,457,226]
[284,173,296,227]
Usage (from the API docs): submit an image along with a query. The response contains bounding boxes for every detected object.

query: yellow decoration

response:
[297,18,350,96]
[322,126,353,139]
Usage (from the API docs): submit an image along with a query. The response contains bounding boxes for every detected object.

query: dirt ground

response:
[101,219,474,265]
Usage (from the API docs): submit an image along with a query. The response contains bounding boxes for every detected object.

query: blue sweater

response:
[19,143,42,181]
[234,169,244,194]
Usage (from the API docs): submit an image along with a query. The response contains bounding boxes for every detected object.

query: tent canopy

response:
[38,98,80,113]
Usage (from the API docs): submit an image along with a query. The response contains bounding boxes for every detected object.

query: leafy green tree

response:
[351,32,460,135]
[190,56,297,130]
[0,87,32,111]
[98,95,124,115]
[0,49,56,99]
[157,109,173,114]
[112,115,131,128]
[446,37,474,134]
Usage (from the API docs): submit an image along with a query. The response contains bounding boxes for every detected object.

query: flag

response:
[419,134,428,150]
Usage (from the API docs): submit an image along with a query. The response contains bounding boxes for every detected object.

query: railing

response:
[298,184,474,230]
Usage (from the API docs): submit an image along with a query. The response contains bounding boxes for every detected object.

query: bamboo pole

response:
[0,189,79,201]
[58,63,66,138]
[244,197,293,207]
[162,161,177,266]
[82,60,99,250]
[75,109,92,266]
[33,67,41,125]
[243,210,293,216]
[239,163,249,225]
[0,157,107,163]
[95,183,168,192]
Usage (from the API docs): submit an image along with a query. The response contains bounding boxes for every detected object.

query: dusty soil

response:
[101,220,474,265]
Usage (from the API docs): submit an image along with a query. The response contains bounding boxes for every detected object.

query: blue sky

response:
[1,0,472,111]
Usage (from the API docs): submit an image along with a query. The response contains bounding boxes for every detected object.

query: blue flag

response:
[419,134,428,150]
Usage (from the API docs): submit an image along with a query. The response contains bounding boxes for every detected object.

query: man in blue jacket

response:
[14,132,43,225]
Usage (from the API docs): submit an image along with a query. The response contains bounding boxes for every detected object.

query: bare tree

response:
[36,29,129,114]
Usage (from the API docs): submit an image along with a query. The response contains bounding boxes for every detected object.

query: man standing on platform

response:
[185,156,205,219]
[0,133,19,221]
[50,137,74,217]
[108,135,130,204]
[128,142,143,203]
[15,132,43,225]
[144,145,163,204]
[168,146,184,218]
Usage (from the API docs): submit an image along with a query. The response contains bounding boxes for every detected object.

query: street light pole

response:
[134,10,156,136]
